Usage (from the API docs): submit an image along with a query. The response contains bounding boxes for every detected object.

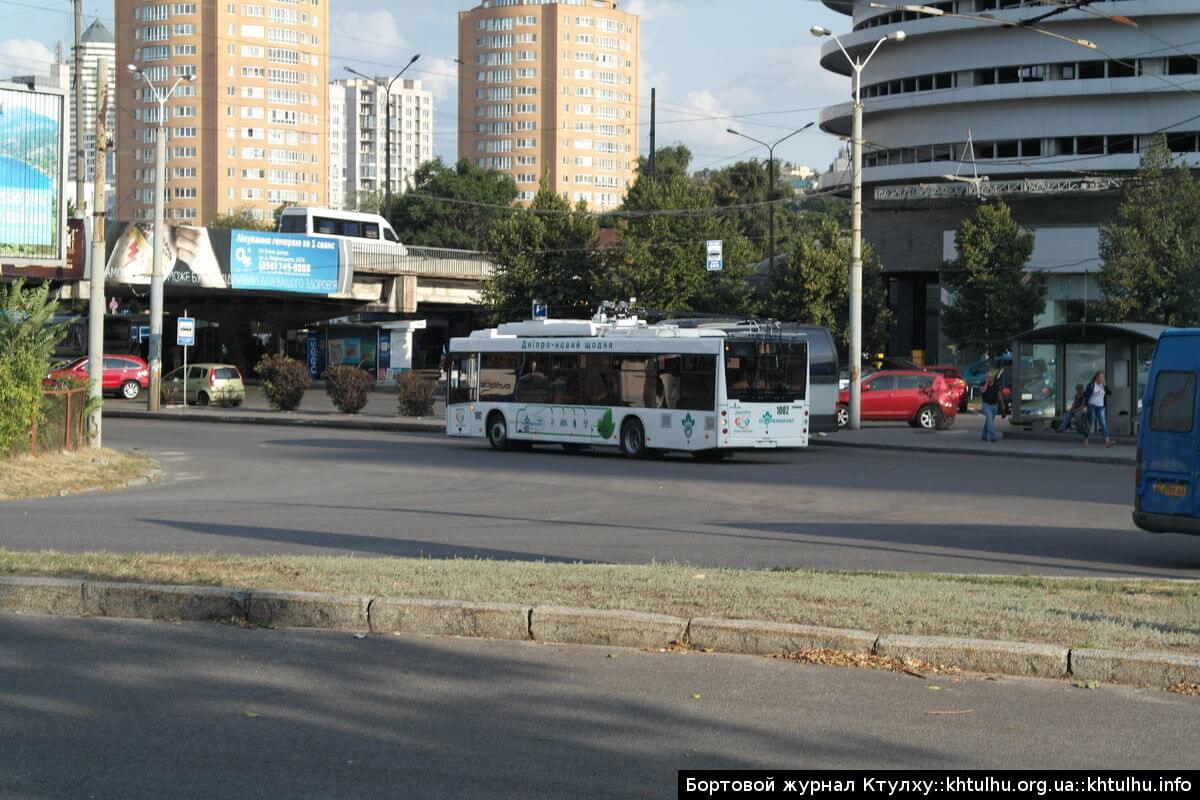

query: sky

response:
[0,0,852,173]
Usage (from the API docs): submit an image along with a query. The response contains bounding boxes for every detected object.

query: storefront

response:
[1011,323,1166,436]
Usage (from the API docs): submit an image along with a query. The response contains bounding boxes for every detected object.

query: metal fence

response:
[24,387,89,456]
[347,241,495,279]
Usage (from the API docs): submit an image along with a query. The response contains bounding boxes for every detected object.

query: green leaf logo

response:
[597,409,615,439]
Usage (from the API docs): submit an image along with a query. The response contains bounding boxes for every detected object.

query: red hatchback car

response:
[45,355,150,400]
[837,369,958,430]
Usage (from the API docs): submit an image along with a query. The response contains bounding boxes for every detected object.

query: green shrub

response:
[0,280,64,456]
[396,371,437,417]
[325,365,373,414]
[255,354,310,411]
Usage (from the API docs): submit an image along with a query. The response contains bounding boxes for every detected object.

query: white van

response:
[278,206,407,251]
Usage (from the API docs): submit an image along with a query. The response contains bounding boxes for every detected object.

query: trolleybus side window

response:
[480,353,519,402]
[515,357,550,403]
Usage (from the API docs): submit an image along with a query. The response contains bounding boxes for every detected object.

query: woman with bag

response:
[1082,371,1115,448]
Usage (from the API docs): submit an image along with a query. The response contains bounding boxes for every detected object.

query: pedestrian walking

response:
[1082,371,1115,448]
[980,366,1000,442]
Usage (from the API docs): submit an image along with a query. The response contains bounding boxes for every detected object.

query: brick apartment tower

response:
[115,0,329,224]
[458,0,639,210]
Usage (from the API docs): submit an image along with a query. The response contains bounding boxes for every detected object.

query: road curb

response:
[370,598,532,641]
[811,437,1135,466]
[687,617,877,656]
[1,577,1194,691]
[0,576,84,616]
[875,633,1069,678]
[245,589,371,631]
[530,605,687,650]
[104,408,443,434]
[1070,648,1200,689]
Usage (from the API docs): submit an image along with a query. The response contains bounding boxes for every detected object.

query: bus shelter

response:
[1011,323,1166,436]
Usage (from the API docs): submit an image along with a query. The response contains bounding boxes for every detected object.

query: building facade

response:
[115,0,329,224]
[72,21,117,191]
[816,0,1200,362]
[327,77,434,210]
[457,0,639,209]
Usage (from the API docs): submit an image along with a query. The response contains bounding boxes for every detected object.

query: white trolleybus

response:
[445,308,815,459]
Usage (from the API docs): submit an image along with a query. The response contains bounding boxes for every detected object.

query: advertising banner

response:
[0,83,66,269]
[105,223,347,296]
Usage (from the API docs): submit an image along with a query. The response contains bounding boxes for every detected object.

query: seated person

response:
[1058,384,1086,433]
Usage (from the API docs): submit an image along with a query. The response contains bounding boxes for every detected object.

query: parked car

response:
[837,370,958,430]
[44,354,150,399]
[161,363,245,406]
[963,354,1012,388]
[924,364,969,411]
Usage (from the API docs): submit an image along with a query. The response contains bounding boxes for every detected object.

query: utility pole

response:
[811,26,905,430]
[726,122,813,275]
[87,58,108,446]
[649,88,656,177]
[72,0,84,217]
[128,65,194,412]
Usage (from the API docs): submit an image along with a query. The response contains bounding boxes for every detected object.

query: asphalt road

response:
[4,419,1200,578]
[0,616,1194,799]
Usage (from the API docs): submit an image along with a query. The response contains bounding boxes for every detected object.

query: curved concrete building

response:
[816,0,1200,361]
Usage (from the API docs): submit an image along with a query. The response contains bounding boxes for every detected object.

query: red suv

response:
[837,370,958,430]
[45,355,150,400]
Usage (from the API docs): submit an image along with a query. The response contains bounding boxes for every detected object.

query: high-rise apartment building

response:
[115,0,329,224]
[72,20,117,188]
[327,77,434,210]
[458,0,639,209]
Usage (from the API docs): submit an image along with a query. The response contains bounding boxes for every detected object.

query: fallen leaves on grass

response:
[772,648,961,677]
[1168,682,1200,696]
[1074,680,1101,690]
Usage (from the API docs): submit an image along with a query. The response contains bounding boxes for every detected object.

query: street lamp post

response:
[345,54,420,216]
[726,122,814,274]
[810,26,905,431]
[127,64,194,412]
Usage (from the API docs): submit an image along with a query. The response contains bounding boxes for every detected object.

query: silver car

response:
[161,363,246,406]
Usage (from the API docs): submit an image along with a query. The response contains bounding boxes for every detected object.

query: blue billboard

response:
[0,84,64,264]
[229,229,340,294]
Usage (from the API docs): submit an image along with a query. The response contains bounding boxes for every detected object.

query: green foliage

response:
[325,365,374,414]
[596,409,615,440]
[209,206,275,231]
[766,215,890,356]
[0,280,64,456]
[396,371,436,417]
[390,157,519,249]
[255,354,310,411]
[941,201,1046,357]
[604,146,757,315]
[483,180,602,323]
[1098,135,1200,326]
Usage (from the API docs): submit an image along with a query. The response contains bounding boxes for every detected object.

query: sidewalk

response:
[104,393,1134,465]
[816,412,1135,466]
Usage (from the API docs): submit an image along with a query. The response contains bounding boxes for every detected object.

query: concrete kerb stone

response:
[687,617,878,656]
[1070,648,1200,689]
[532,605,687,650]
[370,598,532,641]
[245,589,371,631]
[876,633,1069,678]
[82,581,247,623]
[0,576,84,617]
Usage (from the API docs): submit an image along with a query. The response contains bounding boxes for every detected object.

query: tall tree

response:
[390,157,518,250]
[1098,135,1200,326]
[941,200,1045,357]
[766,214,890,356]
[483,181,601,322]
[604,146,757,315]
